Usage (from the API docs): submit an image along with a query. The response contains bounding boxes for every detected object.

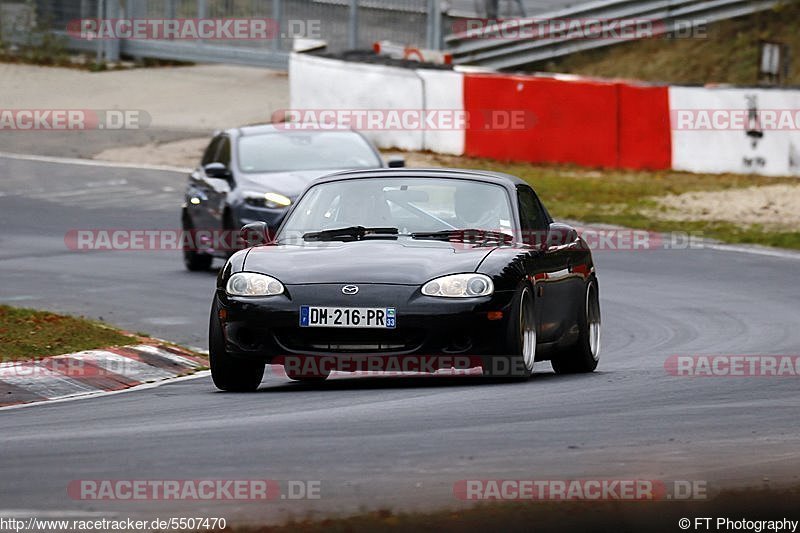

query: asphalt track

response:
[1,155,800,524]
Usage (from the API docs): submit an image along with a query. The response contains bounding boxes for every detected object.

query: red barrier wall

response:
[617,84,671,170]
[463,73,671,170]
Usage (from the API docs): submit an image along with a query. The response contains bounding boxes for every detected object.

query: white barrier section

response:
[289,53,425,151]
[289,53,466,154]
[417,69,465,155]
[670,86,800,177]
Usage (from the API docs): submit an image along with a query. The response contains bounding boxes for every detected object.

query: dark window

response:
[201,136,222,166]
[517,186,548,245]
[217,137,232,167]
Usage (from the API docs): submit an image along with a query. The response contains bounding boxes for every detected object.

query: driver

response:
[337,184,392,227]
[454,184,503,231]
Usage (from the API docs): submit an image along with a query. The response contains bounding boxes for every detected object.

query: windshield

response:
[277,177,513,242]
[237,131,382,173]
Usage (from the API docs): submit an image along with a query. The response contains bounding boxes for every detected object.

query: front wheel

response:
[551,277,601,374]
[182,216,213,271]
[483,282,536,379]
[184,248,213,272]
[209,300,265,391]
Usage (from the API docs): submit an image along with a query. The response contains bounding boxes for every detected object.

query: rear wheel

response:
[209,300,265,391]
[551,277,601,374]
[483,282,535,379]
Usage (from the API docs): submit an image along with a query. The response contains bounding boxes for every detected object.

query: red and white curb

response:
[0,344,207,409]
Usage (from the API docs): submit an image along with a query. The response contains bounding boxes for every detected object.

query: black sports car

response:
[182,124,403,271]
[210,168,601,390]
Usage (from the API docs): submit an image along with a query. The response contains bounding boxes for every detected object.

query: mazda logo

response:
[342,285,359,295]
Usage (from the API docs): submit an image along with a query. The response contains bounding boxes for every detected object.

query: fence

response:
[0,0,786,69]
[0,0,438,67]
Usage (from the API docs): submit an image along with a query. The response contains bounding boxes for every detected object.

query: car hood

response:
[242,240,496,285]
[236,168,352,198]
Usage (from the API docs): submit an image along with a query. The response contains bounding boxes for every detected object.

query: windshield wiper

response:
[303,226,399,242]
[410,229,514,245]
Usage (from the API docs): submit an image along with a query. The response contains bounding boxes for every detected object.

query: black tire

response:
[551,277,601,374]
[182,215,213,271]
[184,249,213,271]
[209,300,265,391]
[482,281,536,380]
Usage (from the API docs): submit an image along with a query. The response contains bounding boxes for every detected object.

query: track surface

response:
[1,156,800,523]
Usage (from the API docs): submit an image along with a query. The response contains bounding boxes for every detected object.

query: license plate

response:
[300,306,396,329]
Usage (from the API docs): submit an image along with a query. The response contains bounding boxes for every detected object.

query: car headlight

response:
[243,191,292,209]
[226,272,285,296]
[421,274,494,298]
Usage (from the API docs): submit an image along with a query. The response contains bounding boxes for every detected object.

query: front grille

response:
[274,327,425,354]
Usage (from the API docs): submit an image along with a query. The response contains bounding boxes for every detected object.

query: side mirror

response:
[240,222,272,248]
[547,222,578,248]
[204,162,232,180]
[387,157,405,168]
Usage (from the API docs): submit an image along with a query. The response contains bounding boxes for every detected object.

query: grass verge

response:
[237,486,800,533]
[0,304,140,362]
[531,1,800,85]
[398,152,800,250]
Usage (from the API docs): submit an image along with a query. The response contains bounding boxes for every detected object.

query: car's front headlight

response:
[226,272,285,296]
[421,274,494,298]
[243,191,292,209]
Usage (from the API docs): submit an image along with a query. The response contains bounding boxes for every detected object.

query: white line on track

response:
[0,151,191,173]
[702,243,800,261]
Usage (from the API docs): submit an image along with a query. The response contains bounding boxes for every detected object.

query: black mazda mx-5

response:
[209,168,601,390]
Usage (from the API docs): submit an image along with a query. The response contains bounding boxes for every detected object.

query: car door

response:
[204,136,234,228]
[517,185,572,343]
[187,135,223,230]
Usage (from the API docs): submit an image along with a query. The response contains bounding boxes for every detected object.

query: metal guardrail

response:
[48,30,292,68]
[1,0,782,70]
[445,0,781,70]
[0,0,434,68]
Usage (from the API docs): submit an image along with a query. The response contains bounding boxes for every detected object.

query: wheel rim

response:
[520,288,536,371]
[586,282,601,360]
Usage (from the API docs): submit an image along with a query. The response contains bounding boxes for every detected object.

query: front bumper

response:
[216,283,515,362]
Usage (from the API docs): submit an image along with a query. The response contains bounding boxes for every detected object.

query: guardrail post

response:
[426,0,442,50]
[95,0,104,63]
[272,0,282,52]
[348,0,358,50]
[197,0,207,45]
[165,0,176,22]
[105,0,120,62]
